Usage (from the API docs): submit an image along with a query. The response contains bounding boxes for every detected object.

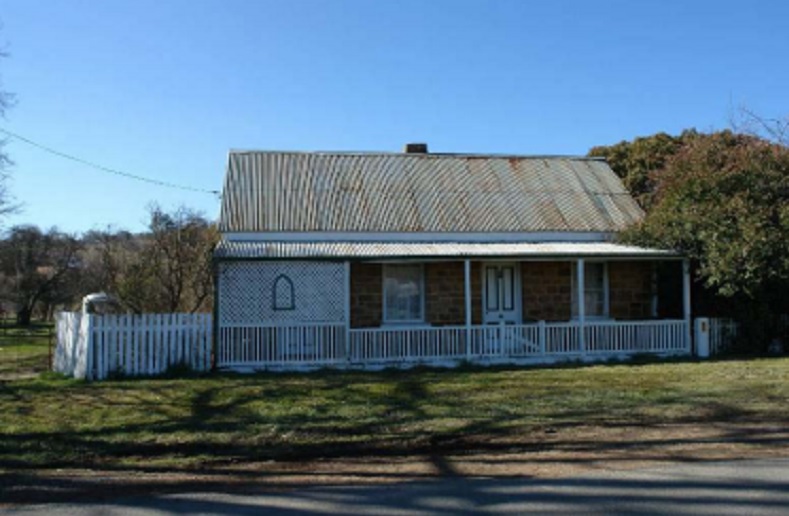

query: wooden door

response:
[482,263,521,325]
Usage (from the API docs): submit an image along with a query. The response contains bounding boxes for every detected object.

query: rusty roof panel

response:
[219,152,644,233]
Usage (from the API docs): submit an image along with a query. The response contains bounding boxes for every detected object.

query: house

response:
[212,144,691,370]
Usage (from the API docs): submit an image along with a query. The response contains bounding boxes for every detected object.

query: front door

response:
[482,262,521,325]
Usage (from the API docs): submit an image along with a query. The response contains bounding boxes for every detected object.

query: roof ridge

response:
[228,149,604,161]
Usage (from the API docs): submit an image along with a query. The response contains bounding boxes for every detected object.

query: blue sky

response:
[1,0,787,233]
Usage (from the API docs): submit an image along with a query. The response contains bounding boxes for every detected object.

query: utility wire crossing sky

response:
[0,127,220,196]
[1,0,787,233]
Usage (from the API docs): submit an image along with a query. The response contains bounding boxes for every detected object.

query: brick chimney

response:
[403,143,428,154]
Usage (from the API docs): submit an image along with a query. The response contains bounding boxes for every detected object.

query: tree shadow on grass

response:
[2,371,787,464]
[2,369,789,506]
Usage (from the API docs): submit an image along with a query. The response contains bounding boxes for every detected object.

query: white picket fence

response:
[55,312,212,380]
[55,312,91,379]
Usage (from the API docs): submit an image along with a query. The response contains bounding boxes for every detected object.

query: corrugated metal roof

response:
[214,240,679,260]
[218,151,644,233]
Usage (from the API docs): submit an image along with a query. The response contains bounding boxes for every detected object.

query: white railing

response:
[545,322,582,354]
[218,323,346,367]
[709,317,739,355]
[221,319,691,370]
[350,326,467,363]
[232,319,685,369]
[55,312,212,380]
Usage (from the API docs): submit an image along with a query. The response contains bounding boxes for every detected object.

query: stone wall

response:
[609,261,654,320]
[423,261,485,325]
[520,262,572,321]
[425,262,466,326]
[350,262,382,328]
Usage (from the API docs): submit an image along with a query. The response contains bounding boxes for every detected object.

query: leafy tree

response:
[622,131,789,299]
[589,131,686,209]
[619,131,789,347]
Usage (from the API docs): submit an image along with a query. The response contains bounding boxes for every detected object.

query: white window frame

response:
[571,261,610,319]
[382,263,426,325]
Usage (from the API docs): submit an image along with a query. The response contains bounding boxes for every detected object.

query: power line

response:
[0,127,220,196]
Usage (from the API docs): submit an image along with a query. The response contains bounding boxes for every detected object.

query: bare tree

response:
[0,226,81,325]
[109,206,217,313]
[0,208,218,320]
[79,227,141,296]
[146,205,217,313]
[730,105,789,146]
[0,42,19,224]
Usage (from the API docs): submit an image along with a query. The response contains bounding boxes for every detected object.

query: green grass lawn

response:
[1,357,788,473]
[0,324,52,380]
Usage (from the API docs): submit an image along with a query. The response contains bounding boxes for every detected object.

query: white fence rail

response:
[709,317,739,355]
[217,319,690,370]
[55,312,90,379]
[55,312,212,380]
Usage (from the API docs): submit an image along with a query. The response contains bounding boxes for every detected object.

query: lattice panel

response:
[218,261,345,324]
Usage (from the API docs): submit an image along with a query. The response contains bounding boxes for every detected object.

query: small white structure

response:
[81,292,117,314]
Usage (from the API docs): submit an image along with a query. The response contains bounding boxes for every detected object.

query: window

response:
[272,274,295,311]
[383,264,424,323]
[571,262,609,318]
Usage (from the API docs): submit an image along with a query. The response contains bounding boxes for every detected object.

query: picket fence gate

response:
[708,317,739,355]
[55,312,212,380]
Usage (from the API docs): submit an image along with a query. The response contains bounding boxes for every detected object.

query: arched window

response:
[272,274,296,311]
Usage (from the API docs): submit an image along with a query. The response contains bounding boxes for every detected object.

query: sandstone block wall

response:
[350,262,382,328]
[609,261,654,320]
[348,260,655,328]
[425,262,466,326]
[520,262,572,321]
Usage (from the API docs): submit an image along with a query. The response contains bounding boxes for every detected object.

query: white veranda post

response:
[577,258,586,354]
[683,259,692,352]
[464,259,472,358]
[344,261,351,361]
